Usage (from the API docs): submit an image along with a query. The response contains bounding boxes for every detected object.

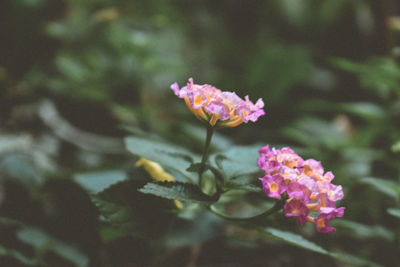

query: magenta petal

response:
[316,193,335,210]
[254,98,264,109]
[284,198,309,226]
[315,214,336,233]
[287,182,310,203]
[258,145,271,155]
[170,82,180,96]
[259,175,287,198]
[247,109,265,122]
[335,207,345,218]
[204,101,230,120]
[328,184,344,201]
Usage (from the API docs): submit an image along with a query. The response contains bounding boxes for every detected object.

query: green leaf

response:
[263,227,382,267]
[17,227,89,267]
[210,190,274,220]
[210,145,262,180]
[164,211,223,248]
[224,181,262,192]
[138,182,216,203]
[263,227,329,255]
[332,219,394,241]
[74,170,127,194]
[0,244,37,266]
[95,179,183,238]
[92,197,137,235]
[186,163,202,173]
[387,208,400,219]
[359,177,399,200]
[124,136,199,182]
[331,252,383,267]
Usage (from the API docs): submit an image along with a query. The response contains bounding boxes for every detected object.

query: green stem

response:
[209,199,284,224]
[198,125,214,186]
[247,200,284,224]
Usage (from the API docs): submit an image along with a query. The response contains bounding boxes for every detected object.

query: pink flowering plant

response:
[258,145,345,233]
[171,78,265,128]
[122,77,348,263]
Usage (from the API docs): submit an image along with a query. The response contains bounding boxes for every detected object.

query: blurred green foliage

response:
[1,0,400,266]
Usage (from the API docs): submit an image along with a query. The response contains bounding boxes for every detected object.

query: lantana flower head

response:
[171,78,265,127]
[258,145,345,233]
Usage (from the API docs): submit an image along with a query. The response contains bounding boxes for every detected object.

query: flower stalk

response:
[198,125,215,187]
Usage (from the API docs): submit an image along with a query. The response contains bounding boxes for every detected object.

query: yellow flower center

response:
[317,218,325,228]
[269,182,279,192]
[194,95,203,106]
[304,165,313,176]
[320,198,325,208]
[292,208,299,214]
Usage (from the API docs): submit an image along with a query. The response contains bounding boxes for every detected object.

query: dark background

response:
[1,0,400,266]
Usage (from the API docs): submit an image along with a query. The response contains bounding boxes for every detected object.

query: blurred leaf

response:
[318,0,348,26]
[246,44,311,102]
[56,55,88,82]
[332,219,394,241]
[359,177,399,200]
[94,179,177,239]
[181,124,232,151]
[387,208,400,219]
[125,136,199,182]
[339,148,382,179]
[210,190,274,220]
[92,198,137,235]
[99,226,126,243]
[276,0,347,31]
[210,145,262,180]
[0,244,36,266]
[0,216,24,227]
[283,117,346,149]
[334,252,383,267]
[338,102,386,121]
[299,100,387,122]
[264,227,382,266]
[264,227,329,255]
[138,182,216,203]
[391,141,400,153]
[224,179,262,192]
[332,57,400,98]
[277,0,308,26]
[74,170,127,194]
[17,227,89,267]
[164,211,223,248]
[0,154,41,185]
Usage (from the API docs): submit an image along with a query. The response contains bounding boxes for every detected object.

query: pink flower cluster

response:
[257,145,345,233]
[171,78,265,127]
